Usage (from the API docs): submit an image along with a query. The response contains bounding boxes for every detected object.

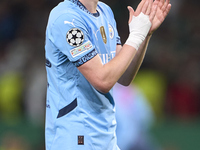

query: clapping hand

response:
[127,0,171,35]
[149,0,171,35]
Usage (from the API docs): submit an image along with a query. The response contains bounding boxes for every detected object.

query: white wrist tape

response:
[125,12,152,50]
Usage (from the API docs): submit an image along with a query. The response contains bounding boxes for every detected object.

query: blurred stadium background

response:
[0,0,200,149]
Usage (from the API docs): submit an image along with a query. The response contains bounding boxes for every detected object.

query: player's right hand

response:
[128,0,158,24]
[125,0,158,50]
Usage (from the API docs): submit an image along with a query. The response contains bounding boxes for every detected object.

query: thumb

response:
[127,6,135,24]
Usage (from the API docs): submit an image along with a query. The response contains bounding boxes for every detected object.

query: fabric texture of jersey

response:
[45,0,121,150]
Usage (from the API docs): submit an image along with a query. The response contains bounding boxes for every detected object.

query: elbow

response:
[93,80,113,94]
[117,79,132,87]
[119,81,131,87]
[117,75,136,86]
[122,82,131,87]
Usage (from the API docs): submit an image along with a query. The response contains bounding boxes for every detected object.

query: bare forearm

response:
[78,0,158,93]
[118,35,152,86]
[78,44,137,93]
[100,45,137,91]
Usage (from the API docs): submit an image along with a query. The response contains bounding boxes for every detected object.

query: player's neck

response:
[79,0,98,13]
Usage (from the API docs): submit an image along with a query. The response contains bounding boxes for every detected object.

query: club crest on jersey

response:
[70,40,93,58]
[66,28,84,47]
[100,26,107,44]
[108,24,114,39]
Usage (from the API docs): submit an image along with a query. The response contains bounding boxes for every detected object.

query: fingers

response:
[127,6,135,24]
[149,1,158,22]
[160,0,171,18]
[142,1,149,14]
[135,0,155,16]
[161,0,169,11]
[158,0,164,8]
[160,0,165,6]
[132,0,171,22]
[146,0,153,15]
[163,3,172,18]
[134,0,146,16]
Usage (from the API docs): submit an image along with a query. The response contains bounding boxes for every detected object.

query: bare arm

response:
[77,0,157,93]
[77,0,171,93]
[78,45,137,93]
[117,35,151,86]
[118,0,171,86]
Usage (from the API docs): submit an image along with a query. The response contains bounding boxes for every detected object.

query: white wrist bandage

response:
[125,12,152,50]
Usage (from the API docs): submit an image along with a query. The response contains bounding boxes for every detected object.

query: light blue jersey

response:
[45,0,121,149]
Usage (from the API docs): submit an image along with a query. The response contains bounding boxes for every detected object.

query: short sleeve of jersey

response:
[48,12,97,66]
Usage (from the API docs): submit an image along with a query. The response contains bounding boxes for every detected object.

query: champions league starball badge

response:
[66,28,84,47]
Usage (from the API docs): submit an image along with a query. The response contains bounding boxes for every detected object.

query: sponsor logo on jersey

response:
[64,19,75,27]
[70,40,93,58]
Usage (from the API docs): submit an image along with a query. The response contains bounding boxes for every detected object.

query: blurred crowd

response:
[0,0,200,149]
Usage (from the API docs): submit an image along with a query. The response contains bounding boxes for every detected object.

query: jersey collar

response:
[67,0,100,17]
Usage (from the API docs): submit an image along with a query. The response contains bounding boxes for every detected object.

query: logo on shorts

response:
[66,28,84,47]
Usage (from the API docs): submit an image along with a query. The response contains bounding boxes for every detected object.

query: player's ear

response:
[127,6,135,24]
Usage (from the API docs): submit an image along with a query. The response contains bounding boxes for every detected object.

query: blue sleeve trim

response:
[117,37,121,45]
[73,49,98,67]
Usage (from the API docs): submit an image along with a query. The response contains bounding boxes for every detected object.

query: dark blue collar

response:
[67,0,100,17]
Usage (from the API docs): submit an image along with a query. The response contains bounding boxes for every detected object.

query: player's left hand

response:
[148,0,171,35]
